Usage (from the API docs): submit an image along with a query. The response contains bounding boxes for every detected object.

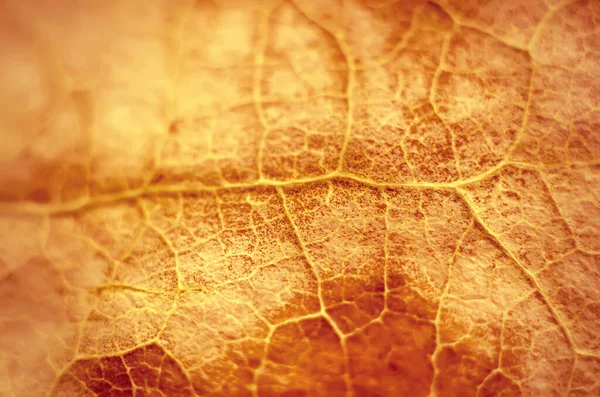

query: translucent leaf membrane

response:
[0,0,599,396]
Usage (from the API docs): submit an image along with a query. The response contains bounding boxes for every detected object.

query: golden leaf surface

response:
[0,0,599,396]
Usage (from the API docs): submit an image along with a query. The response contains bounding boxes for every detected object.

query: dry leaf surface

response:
[0,0,599,396]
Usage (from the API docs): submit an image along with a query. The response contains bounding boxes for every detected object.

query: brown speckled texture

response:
[0,0,599,396]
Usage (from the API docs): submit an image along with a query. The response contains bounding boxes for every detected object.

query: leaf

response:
[0,0,599,396]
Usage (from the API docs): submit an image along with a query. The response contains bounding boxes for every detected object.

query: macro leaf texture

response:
[0,0,599,396]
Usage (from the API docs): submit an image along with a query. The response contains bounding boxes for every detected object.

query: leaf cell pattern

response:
[0,0,599,396]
